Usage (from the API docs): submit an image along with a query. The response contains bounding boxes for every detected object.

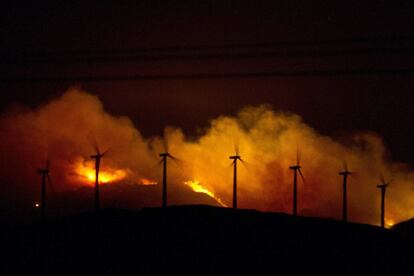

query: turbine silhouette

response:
[229,144,244,209]
[339,161,353,222]
[377,175,391,228]
[90,139,108,212]
[289,149,305,216]
[36,158,52,219]
[159,139,177,208]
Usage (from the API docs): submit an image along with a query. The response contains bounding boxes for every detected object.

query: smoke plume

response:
[1,88,413,226]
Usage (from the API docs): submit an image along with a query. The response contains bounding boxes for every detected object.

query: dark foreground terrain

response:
[1,205,413,275]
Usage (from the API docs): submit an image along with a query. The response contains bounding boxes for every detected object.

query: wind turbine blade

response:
[380,173,386,185]
[46,158,50,170]
[44,148,49,168]
[234,144,239,156]
[165,156,186,178]
[170,155,184,168]
[240,159,250,172]
[232,135,240,155]
[148,159,164,171]
[46,173,55,193]
[296,148,301,166]
[298,168,306,184]
[239,157,249,165]
[101,148,110,157]
[342,160,348,172]
[163,137,169,153]
[88,133,101,154]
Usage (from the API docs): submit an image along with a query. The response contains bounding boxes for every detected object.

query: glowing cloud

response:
[1,88,414,226]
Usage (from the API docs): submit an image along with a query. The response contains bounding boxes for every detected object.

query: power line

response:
[2,35,414,64]
[2,47,414,65]
[4,34,414,55]
[2,68,414,84]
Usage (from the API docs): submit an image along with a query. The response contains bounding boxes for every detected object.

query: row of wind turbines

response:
[228,147,391,228]
[36,142,392,228]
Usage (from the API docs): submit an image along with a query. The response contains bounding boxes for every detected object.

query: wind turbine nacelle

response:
[377,184,388,188]
[289,165,301,170]
[37,169,49,174]
[339,171,351,176]
[229,155,241,160]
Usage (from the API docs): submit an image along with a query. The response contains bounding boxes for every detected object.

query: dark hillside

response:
[2,206,412,275]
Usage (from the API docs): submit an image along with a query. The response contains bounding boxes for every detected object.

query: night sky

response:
[2,1,414,164]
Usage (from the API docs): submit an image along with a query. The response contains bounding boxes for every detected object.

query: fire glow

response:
[139,178,157,185]
[3,89,414,226]
[385,218,395,228]
[184,180,228,207]
[74,160,127,185]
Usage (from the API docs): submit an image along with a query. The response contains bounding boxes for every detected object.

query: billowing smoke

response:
[1,88,413,226]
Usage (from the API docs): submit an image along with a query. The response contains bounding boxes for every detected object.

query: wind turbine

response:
[289,149,305,216]
[377,175,391,228]
[37,158,52,220]
[229,145,244,209]
[159,139,177,208]
[339,162,352,222]
[90,140,108,212]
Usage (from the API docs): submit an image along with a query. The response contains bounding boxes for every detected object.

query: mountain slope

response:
[2,206,412,275]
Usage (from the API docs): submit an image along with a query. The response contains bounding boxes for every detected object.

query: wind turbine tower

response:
[90,142,107,212]
[289,150,305,216]
[377,177,390,228]
[159,152,175,208]
[339,163,352,222]
[37,159,52,220]
[229,154,242,209]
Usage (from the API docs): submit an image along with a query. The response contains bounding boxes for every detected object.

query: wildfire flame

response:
[184,180,228,207]
[385,218,395,228]
[74,159,127,185]
[5,89,414,225]
[139,178,157,185]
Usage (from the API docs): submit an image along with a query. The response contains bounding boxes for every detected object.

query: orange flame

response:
[385,218,395,229]
[74,160,127,185]
[184,180,228,207]
[139,178,158,185]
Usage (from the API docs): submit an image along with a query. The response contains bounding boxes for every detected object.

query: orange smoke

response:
[1,88,414,227]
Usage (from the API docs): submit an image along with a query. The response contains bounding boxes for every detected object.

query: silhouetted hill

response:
[394,218,414,240]
[0,182,222,228]
[2,206,412,275]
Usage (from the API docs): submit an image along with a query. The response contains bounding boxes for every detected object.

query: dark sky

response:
[2,1,414,163]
